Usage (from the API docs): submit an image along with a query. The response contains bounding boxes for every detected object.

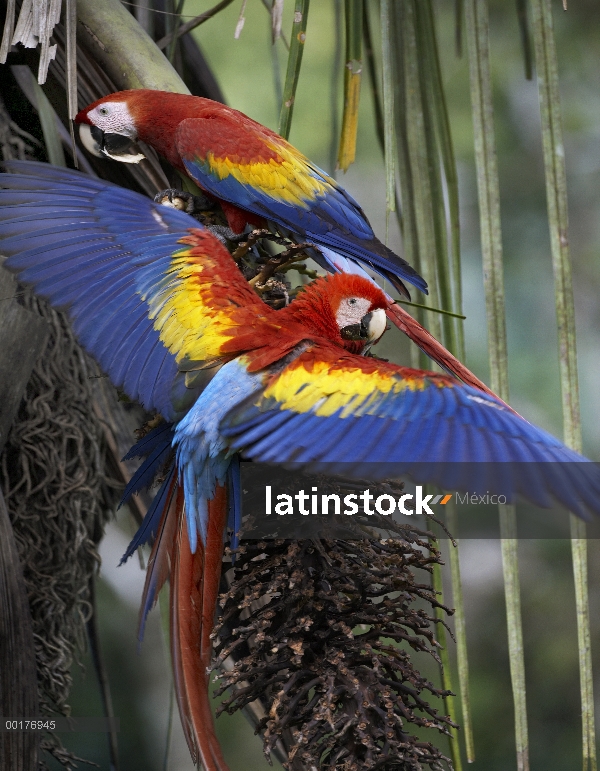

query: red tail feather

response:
[171,486,230,771]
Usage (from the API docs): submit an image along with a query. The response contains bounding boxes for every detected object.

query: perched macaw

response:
[75,89,428,301]
[2,162,600,771]
[74,89,501,399]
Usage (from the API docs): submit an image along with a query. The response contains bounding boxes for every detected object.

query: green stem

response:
[167,0,185,65]
[11,66,66,167]
[499,508,529,771]
[337,0,362,170]
[328,0,343,175]
[529,2,596,769]
[65,0,78,121]
[401,0,441,355]
[390,3,422,370]
[465,2,528,770]
[421,0,465,359]
[362,2,384,154]
[571,518,597,771]
[464,0,508,400]
[380,0,395,231]
[415,1,452,348]
[515,0,533,81]
[446,503,475,763]
[76,0,189,92]
[454,0,464,58]
[416,6,472,750]
[396,300,465,320]
[278,0,310,139]
[432,554,462,771]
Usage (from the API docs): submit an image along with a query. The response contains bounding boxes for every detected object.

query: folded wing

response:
[175,116,427,294]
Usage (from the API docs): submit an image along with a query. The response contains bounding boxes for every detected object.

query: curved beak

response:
[78,124,146,164]
[340,308,387,344]
[78,123,103,157]
[362,308,386,343]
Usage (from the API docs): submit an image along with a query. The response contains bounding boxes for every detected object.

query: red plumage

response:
[172,486,229,771]
[77,90,284,170]
[140,479,231,771]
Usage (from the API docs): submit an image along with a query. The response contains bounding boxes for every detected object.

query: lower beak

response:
[78,124,146,164]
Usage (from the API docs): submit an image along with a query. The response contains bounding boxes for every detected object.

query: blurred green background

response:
[46,1,600,769]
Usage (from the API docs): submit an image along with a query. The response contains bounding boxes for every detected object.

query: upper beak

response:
[361,308,386,342]
[78,123,103,157]
[78,124,146,164]
[340,308,387,343]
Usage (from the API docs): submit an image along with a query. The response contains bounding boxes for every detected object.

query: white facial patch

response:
[335,296,372,329]
[87,102,138,138]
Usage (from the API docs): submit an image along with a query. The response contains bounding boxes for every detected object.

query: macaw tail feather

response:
[137,469,179,641]
[171,485,230,771]
[227,457,242,553]
[121,422,176,503]
[385,303,515,411]
[121,460,178,567]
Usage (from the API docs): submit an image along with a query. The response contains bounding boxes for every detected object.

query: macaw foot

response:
[204,224,240,244]
[154,188,215,217]
[253,277,289,309]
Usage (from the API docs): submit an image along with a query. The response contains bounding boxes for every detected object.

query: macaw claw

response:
[154,188,215,216]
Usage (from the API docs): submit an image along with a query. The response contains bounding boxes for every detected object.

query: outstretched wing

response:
[221,346,600,519]
[0,161,266,420]
[175,116,427,294]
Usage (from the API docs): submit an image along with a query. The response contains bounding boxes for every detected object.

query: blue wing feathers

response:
[0,206,95,222]
[123,422,175,460]
[2,160,106,186]
[232,409,289,447]
[2,227,114,253]
[15,244,122,280]
[121,333,170,404]
[0,161,203,417]
[93,303,151,368]
[73,283,141,349]
[110,314,157,382]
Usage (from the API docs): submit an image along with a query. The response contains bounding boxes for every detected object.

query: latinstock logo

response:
[265,485,454,516]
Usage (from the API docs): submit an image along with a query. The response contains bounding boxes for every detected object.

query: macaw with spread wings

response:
[2,161,599,771]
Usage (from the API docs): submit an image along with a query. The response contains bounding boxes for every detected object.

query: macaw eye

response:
[347,298,358,306]
[98,106,109,116]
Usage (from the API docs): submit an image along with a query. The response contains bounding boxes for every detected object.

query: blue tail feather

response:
[120,462,177,565]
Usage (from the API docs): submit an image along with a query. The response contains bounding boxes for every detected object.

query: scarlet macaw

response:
[2,162,600,771]
[74,89,427,300]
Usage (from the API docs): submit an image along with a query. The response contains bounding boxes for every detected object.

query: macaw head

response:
[76,90,212,167]
[76,90,149,163]
[288,273,388,353]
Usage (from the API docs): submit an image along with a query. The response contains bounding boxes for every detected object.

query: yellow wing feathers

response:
[144,241,263,364]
